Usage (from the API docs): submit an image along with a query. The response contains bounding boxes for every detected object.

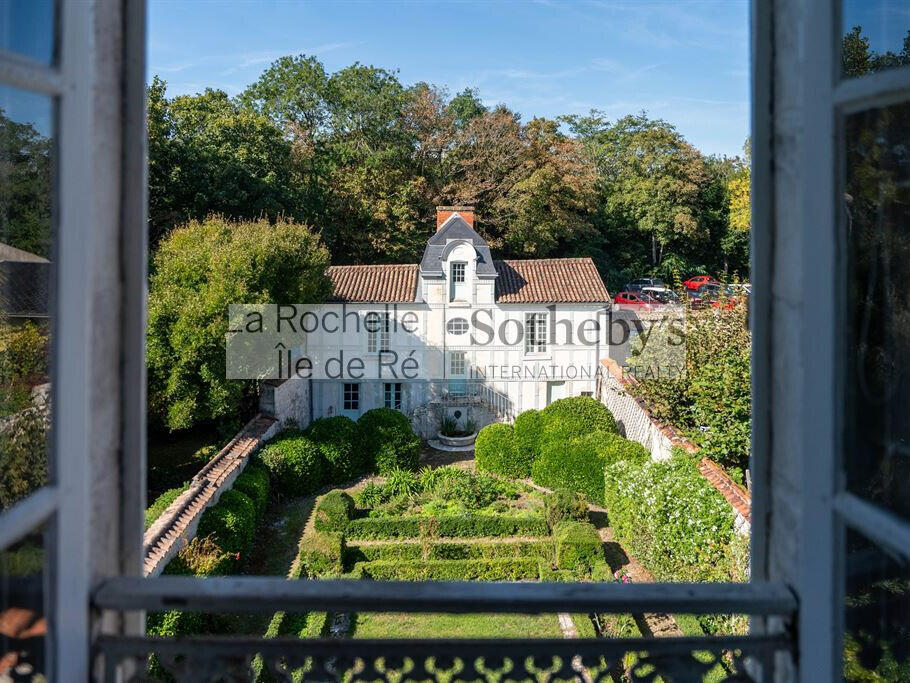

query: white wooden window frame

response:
[366,311,391,353]
[449,350,466,376]
[524,312,547,355]
[793,2,910,680]
[0,1,147,678]
[1,0,806,677]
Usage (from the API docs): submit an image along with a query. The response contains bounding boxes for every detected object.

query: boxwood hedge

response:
[345,513,549,540]
[301,531,345,577]
[306,416,363,480]
[259,429,325,498]
[196,488,257,555]
[352,557,541,581]
[313,490,355,533]
[540,395,619,442]
[513,409,542,468]
[345,539,554,564]
[357,408,421,474]
[531,431,647,504]
[554,520,603,572]
[232,463,270,520]
[475,423,525,478]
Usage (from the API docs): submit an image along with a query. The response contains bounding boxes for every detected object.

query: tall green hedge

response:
[357,408,421,474]
[604,454,738,582]
[306,416,363,480]
[475,423,526,477]
[259,429,325,497]
[531,431,645,504]
[554,520,603,572]
[313,490,354,533]
[196,488,257,555]
[513,409,542,466]
[233,463,270,520]
[540,396,619,442]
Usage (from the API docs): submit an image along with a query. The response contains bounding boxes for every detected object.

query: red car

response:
[682,275,720,291]
[614,291,658,310]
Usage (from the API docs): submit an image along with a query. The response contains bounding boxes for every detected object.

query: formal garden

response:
[144,396,748,680]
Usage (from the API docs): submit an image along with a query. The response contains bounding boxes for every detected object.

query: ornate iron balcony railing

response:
[93,578,797,682]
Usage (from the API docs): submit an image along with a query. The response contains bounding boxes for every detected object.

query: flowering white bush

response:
[604,452,737,583]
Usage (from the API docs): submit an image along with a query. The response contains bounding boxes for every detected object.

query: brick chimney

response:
[436,205,474,231]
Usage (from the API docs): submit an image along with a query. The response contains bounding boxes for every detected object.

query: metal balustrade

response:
[93,578,797,682]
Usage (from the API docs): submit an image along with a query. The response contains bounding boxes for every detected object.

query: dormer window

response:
[450,261,467,301]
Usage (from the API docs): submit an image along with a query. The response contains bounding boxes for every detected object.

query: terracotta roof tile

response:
[326,257,610,304]
[494,258,610,303]
[327,264,419,303]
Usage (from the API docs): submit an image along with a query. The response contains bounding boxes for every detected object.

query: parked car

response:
[682,275,719,291]
[727,283,752,296]
[690,283,738,310]
[624,277,666,292]
[614,291,658,310]
[642,287,681,304]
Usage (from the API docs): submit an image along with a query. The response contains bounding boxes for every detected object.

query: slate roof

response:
[419,214,497,278]
[327,263,419,302]
[326,257,609,304]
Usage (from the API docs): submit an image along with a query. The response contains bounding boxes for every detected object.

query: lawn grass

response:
[350,612,565,639]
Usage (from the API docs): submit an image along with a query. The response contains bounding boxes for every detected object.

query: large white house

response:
[297,207,612,436]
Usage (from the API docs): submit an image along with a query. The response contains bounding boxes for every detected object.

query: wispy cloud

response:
[155,42,357,76]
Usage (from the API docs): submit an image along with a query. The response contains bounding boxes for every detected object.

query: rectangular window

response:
[367,312,390,353]
[343,383,359,410]
[525,312,547,354]
[451,262,466,283]
[450,351,466,375]
[384,382,402,410]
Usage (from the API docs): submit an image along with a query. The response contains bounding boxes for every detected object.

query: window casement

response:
[451,262,466,284]
[449,350,466,376]
[366,311,390,353]
[24,0,855,679]
[384,382,402,410]
[525,312,547,354]
[343,382,360,410]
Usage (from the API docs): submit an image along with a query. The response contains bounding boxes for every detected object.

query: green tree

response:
[0,109,52,258]
[147,79,299,248]
[147,216,331,431]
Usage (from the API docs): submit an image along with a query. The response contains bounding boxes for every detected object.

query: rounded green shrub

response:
[513,409,543,470]
[306,416,363,481]
[313,489,355,533]
[531,432,611,504]
[601,433,649,468]
[232,462,270,520]
[540,396,618,442]
[474,423,523,478]
[259,429,325,497]
[357,408,421,474]
[196,489,256,554]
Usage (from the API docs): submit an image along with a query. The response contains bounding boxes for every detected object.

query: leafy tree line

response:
[148,55,752,289]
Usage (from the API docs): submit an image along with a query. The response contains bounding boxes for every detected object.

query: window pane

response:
[843,527,910,680]
[0,86,53,513]
[0,524,48,679]
[841,1,910,78]
[0,0,55,65]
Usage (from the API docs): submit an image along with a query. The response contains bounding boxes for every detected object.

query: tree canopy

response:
[148,55,752,292]
[147,216,330,431]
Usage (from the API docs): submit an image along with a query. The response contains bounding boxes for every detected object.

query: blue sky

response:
[148,0,750,158]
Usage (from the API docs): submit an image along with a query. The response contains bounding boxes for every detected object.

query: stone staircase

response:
[142,414,277,577]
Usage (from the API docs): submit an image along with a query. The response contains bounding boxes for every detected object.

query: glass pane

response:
[841,1,910,78]
[844,101,910,520]
[0,0,55,65]
[843,527,910,681]
[0,524,48,679]
[0,85,53,513]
